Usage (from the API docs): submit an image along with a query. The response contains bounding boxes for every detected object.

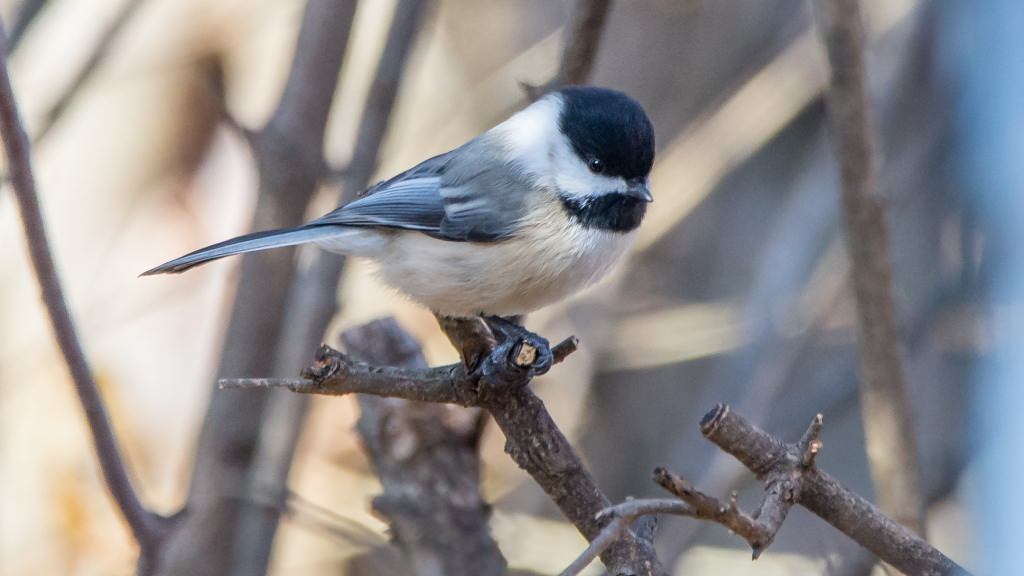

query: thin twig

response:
[560,499,694,576]
[522,0,613,99]
[199,53,256,145]
[656,470,772,557]
[343,0,430,202]
[1,0,147,195]
[798,413,825,467]
[241,484,385,549]
[7,0,49,52]
[0,25,173,574]
[219,337,581,400]
[34,0,147,143]
[815,0,925,535]
[221,334,578,394]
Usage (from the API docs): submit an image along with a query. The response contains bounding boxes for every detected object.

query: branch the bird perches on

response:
[223,316,665,576]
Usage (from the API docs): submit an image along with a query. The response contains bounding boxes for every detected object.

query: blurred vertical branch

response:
[555,0,612,86]
[230,1,428,573]
[815,0,925,537]
[7,0,47,51]
[341,0,428,204]
[0,24,176,576]
[0,0,146,188]
[523,0,612,98]
[33,0,146,143]
[161,1,356,575]
[224,2,359,573]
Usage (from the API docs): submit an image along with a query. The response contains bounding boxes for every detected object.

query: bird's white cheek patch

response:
[552,163,623,199]
[492,92,627,200]
[495,95,564,183]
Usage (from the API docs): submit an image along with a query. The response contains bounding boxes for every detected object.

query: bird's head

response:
[498,86,655,232]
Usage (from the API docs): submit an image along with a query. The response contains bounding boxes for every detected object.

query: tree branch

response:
[560,499,693,576]
[164,1,356,574]
[342,318,506,576]
[33,0,147,144]
[651,415,823,559]
[699,405,967,575]
[0,24,175,575]
[219,337,579,403]
[229,2,428,572]
[556,0,612,85]
[815,0,926,536]
[7,0,48,52]
[1,0,147,195]
[222,318,664,575]
[561,406,964,576]
[522,0,613,99]
[481,380,662,575]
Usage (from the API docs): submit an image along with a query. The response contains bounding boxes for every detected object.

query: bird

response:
[144,86,655,371]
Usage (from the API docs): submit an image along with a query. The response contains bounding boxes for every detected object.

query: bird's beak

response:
[625,179,653,203]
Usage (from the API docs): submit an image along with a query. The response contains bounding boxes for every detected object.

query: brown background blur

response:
[0,0,976,574]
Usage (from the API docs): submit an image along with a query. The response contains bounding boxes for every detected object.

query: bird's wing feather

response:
[437,135,532,241]
[311,138,531,242]
[312,176,448,232]
[310,151,452,232]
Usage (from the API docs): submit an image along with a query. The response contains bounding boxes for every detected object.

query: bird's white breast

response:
[358,201,635,317]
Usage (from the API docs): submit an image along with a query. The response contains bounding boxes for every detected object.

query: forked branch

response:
[222,316,665,576]
[702,405,965,574]
[562,406,967,576]
[562,413,823,575]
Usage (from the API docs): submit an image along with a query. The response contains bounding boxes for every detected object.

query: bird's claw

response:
[481,316,554,376]
[514,332,554,375]
[301,344,343,381]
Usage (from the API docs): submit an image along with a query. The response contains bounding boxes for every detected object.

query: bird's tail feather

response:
[141,225,338,275]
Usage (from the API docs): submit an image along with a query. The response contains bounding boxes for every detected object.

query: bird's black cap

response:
[556,86,655,180]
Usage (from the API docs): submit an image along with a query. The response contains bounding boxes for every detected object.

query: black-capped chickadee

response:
[145,86,654,366]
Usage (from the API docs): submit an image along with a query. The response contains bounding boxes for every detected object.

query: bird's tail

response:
[141,225,339,275]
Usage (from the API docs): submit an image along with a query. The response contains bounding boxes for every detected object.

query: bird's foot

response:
[482,315,554,377]
[301,344,345,381]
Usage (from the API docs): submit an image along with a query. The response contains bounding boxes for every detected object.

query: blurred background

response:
[0,0,999,574]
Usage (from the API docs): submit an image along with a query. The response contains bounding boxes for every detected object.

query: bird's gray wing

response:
[309,151,453,233]
[310,137,530,242]
[436,135,531,242]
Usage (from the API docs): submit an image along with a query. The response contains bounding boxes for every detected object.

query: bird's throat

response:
[559,193,646,232]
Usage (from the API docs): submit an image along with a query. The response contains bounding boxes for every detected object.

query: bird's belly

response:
[373,225,635,317]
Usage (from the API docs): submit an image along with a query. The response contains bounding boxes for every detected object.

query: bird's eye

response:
[587,157,605,174]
